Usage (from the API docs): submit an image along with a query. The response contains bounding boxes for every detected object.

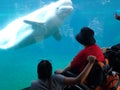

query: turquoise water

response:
[0,0,120,90]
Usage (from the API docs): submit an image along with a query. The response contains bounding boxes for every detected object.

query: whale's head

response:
[56,0,73,19]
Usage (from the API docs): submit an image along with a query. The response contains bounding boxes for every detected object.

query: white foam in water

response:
[101,0,111,5]
[0,0,73,49]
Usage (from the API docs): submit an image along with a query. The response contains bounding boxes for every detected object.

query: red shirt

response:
[71,44,104,72]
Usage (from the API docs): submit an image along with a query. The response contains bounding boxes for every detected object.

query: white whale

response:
[0,0,73,49]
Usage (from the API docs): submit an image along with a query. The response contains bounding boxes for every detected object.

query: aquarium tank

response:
[0,0,120,90]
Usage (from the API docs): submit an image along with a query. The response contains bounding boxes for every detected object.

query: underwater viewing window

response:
[0,0,120,90]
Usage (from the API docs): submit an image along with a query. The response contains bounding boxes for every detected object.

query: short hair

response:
[37,60,52,80]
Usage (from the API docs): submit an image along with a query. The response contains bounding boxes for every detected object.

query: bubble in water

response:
[88,17,103,38]
[62,24,74,41]
[101,0,111,5]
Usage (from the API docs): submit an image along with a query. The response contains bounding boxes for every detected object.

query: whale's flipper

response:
[24,20,44,29]
[24,20,43,25]
[24,20,62,41]
[53,28,62,41]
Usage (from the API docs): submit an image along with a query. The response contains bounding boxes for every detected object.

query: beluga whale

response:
[0,0,73,49]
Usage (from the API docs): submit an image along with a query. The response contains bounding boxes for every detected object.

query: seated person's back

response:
[30,56,96,90]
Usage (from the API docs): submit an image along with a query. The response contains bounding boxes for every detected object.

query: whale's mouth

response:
[57,0,73,14]
[60,6,73,12]
[57,5,73,18]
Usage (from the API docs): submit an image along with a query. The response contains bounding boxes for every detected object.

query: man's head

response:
[37,60,52,80]
[76,27,96,46]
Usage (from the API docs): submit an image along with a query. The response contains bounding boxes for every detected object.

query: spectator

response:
[56,27,104,76]
[30,55,96,90]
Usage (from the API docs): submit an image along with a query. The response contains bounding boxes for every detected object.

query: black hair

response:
[37,60,52,80]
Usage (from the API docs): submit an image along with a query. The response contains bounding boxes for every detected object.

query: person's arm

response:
[115,13,120,20]
[55,63,71,74]
[64,55,96,85]
[55,51,84,74]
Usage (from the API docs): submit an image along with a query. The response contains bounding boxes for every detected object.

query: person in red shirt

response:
[56,27,105,75]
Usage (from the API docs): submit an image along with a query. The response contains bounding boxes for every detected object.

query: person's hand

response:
[87,55,96,64]
[101,48,107,53]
